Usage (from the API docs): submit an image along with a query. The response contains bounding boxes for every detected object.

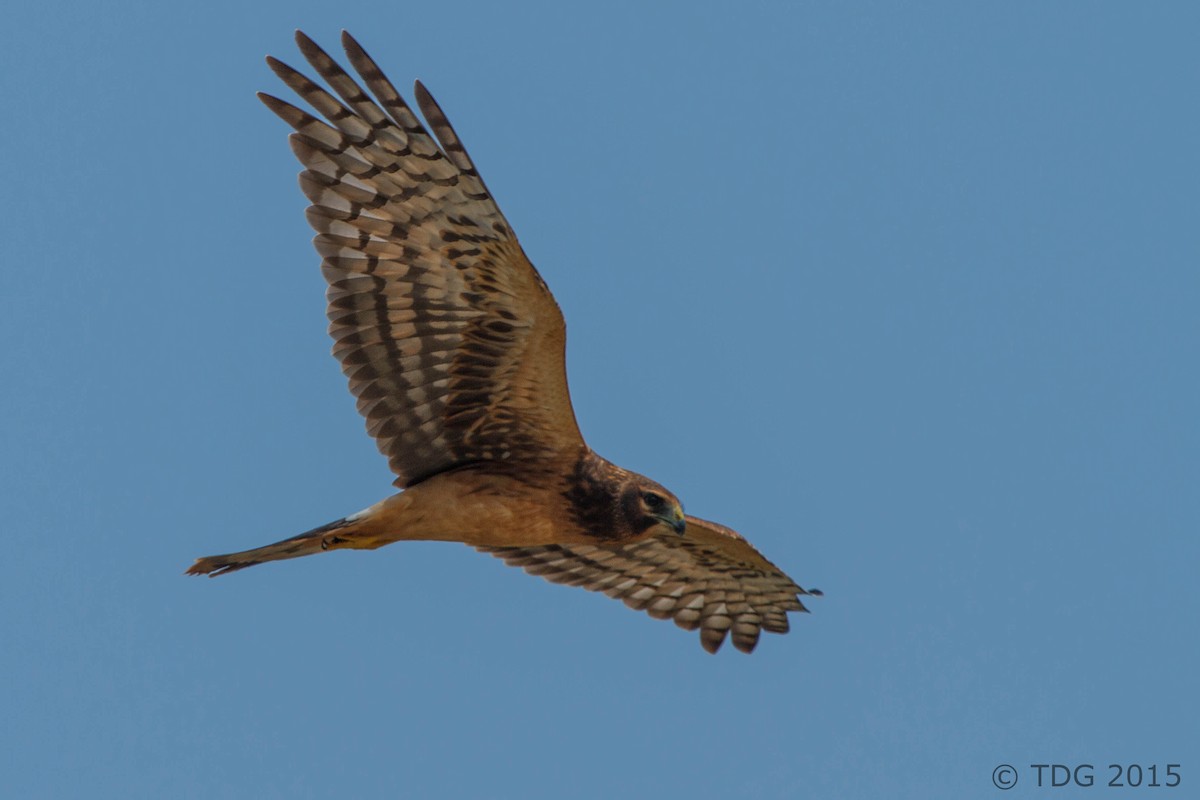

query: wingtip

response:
[264,55,289,78]
[256,91,287,114]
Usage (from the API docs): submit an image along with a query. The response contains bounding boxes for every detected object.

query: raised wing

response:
[478,516,820,654]
[262,32,583,487]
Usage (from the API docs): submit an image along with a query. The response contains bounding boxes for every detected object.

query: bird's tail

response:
[186,516,360,577]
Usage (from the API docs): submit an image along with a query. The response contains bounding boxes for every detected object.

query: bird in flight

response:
[188,31,821,654]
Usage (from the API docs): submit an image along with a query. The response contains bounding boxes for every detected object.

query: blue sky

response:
[2,2,1197,798]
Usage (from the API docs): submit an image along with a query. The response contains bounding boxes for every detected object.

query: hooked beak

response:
[668,506,686,536]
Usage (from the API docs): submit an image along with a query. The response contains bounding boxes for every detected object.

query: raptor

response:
[188,31,821,654]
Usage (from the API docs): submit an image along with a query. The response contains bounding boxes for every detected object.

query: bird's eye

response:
[643,492,663,509]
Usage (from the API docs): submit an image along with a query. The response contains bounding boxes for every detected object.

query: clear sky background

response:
[2,2,1197,798]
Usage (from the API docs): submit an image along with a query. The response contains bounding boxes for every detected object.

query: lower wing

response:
[478,515,820,654]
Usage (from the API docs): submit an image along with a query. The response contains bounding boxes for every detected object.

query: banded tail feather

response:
[186,516,359,577]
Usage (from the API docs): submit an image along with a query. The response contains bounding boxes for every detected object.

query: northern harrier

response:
[188,31,821,654]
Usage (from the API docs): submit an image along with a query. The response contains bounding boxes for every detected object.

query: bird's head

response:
[621,477,686,537]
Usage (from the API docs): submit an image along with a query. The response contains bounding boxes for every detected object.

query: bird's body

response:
[189,31,820,654]
[192,448,672,566]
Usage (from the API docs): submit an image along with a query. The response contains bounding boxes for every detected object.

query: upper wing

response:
[478,515,820,654]
[262,32,583,487]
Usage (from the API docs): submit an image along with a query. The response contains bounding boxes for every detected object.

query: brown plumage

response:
[187,31,821,654]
